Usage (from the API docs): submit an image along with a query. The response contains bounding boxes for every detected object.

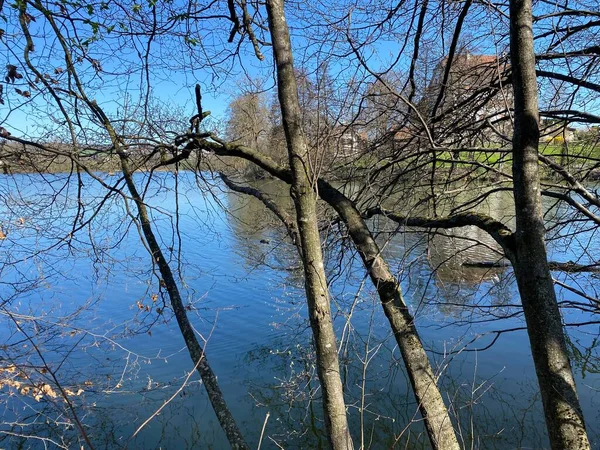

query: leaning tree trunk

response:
[509,1,591,448]
[117,152,249,450]
[208,140,458,449]
[266,0,353,448]
[318,182,460,450]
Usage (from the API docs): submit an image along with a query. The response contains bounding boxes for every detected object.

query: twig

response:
[257,411,270,450]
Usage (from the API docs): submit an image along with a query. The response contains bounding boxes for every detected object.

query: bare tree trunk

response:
[266,1,353,448]
[318,182,460,450]
[509,1,591,448]
[207,139,458,449]
[219,166,459,449]
[13,2,247,445]
[118,154,249,450]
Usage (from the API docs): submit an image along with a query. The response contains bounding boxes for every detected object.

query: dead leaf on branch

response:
[5,65,23,84]
[63,388,85,396]
[1,377,85,401]
[32,383,58,401]
[0,365,18,374]
[15,88,31,98]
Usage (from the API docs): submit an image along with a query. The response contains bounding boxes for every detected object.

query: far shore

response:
[1,148,600,183]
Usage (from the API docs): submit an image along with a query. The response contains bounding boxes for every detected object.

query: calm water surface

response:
[0,171,598,449]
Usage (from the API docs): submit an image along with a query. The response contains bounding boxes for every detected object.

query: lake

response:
[0,171,598,449]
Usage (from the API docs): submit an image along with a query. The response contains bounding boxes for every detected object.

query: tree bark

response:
[205,139,459,449]
[218,165,461,448]
[265,1,354,448]
[317,183,460,450]
[118,154,249,450]
[509,0,591,448]
[207,137,460,448]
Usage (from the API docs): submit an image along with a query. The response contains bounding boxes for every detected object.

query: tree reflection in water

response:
[1,174,598,448]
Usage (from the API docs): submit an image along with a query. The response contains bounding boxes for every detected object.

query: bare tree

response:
[508,0,590,447]
[2,0,598,447]
[266,0,353,447]
[0,1,250,447]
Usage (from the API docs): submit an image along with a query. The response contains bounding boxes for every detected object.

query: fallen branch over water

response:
[463,260,600,272]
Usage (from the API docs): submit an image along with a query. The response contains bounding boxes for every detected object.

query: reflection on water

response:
[428,226,506,283]
[0,172,598,449]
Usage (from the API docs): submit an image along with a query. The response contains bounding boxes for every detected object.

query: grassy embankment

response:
[345,140,600,181]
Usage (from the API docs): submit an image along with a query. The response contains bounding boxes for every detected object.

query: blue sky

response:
[1,0,597,142]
